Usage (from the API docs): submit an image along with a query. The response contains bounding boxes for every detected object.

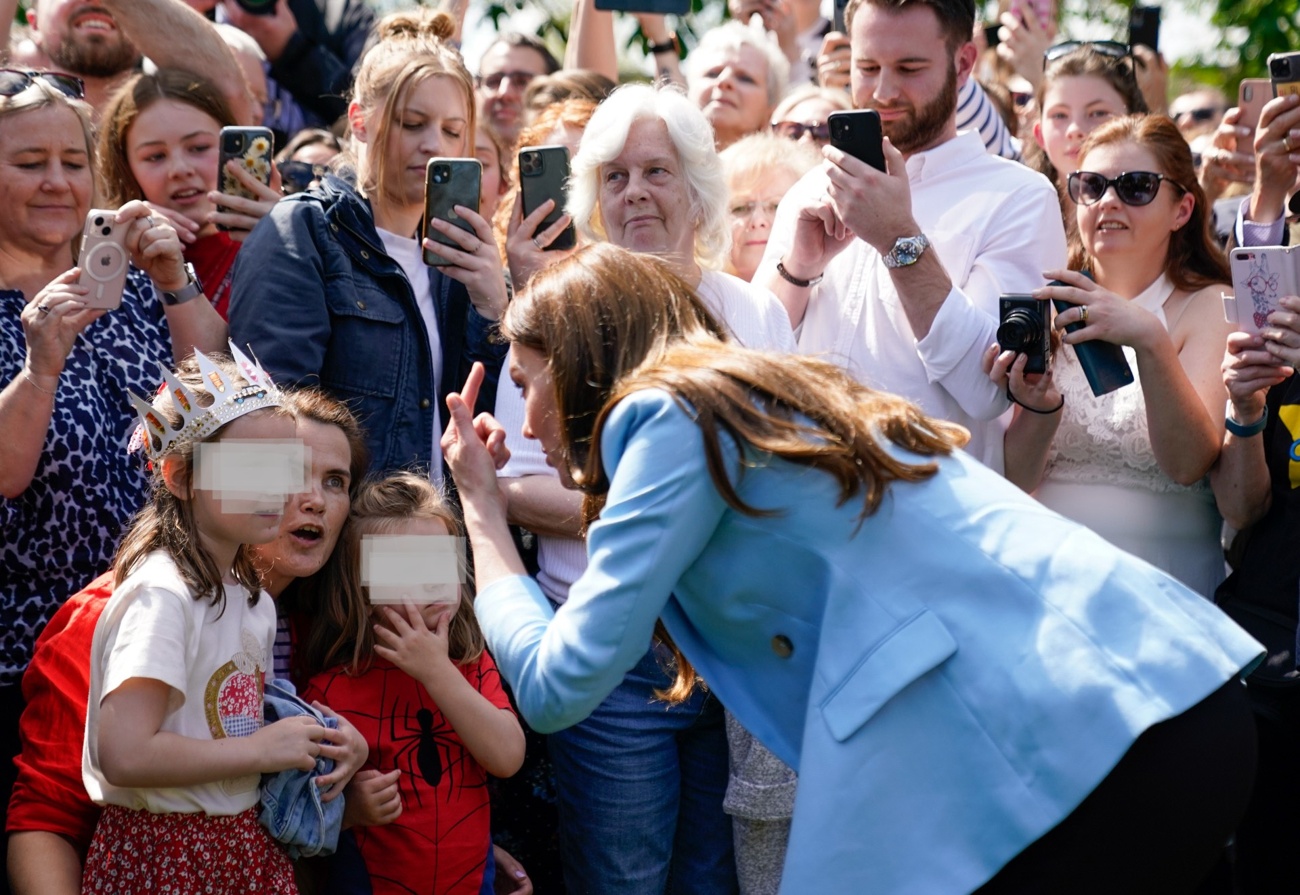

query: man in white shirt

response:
[756,0,1065,472]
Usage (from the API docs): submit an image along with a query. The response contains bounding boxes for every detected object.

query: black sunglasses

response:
[1068,170,1185,207]
[1043,40,1130,67]
[1172,106,1224,125]
[277,160,327,194]
[0,69,85,100]
[773,121,831,142]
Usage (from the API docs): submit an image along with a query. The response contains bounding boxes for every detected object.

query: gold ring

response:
[1286,135,1295,153]
[1079,305,1089,325]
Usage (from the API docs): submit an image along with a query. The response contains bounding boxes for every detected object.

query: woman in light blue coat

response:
[442,243,1263,895]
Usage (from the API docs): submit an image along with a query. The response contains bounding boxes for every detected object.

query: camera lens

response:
[997,309,1042,352]
[93,216,104,227]
[521,153,540,175]
[101,227,111,236]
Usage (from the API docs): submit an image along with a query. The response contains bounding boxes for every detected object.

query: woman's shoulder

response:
[1168,280,1232,345]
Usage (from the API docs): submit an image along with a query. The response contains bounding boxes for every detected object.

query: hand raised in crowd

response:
[117,201,189,292]
[1131,45,1169,115]
[220,0,300,61]
[1199,106,1254,204]
[728,0,797,53]
[505,193,575,291]
[1250,94,1300,225]
[21,269,105,383]
[442,362,511,512]
[342,768,403,828]
[996,5,1054,90]
[310,704,369,802]
[1260,294,1300,369]
[825,137,917,256]
[815,32,851,91]
[211,159,285,243]
[983,341,1062,414]
[1037,268,1165,351]
[424,206,511,321]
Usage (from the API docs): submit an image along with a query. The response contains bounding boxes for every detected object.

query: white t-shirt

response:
[83,551,278,815]
[495,266,797,604]
[378,227,445,483]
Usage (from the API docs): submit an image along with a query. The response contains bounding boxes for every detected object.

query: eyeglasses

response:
[1043,40,1130,67]
[772,121,831,143]
[1067,170,1185,207]
[0,69,85,100]
[477,70,537,92]
[277,160,327,195]
[729,199,783,219]
[1171,106,1224,125]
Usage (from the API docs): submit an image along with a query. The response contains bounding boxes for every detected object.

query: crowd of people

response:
[0,0,1297,892]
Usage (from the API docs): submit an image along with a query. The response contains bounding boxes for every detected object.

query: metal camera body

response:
[997,295,1051,375]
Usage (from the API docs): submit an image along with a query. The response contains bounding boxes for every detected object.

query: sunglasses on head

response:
[0,69,85,100]
[773,120,831,142]
[277,160,327,194]
[1043,40,1130,67]
[1067,170,1185,207]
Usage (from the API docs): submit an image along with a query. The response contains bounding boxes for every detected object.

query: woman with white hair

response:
[684,20,790,150]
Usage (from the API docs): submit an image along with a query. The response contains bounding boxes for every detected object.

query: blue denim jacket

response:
[229,175,507,474]
[260,678,345,859]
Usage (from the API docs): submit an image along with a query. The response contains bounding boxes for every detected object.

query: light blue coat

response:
[475,389,1263,895]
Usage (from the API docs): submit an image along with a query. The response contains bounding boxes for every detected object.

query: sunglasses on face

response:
[773,121,831,142]
[0,69,85,100]
[1043,40,1130,67]
[1171,107,1224,125]
[477,70,537,92]
[1067,170,1185,207]
[277,160,327,194]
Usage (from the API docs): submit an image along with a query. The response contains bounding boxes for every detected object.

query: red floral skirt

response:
[82,805,297,894]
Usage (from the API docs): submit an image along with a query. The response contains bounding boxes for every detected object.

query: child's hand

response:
[250,715,329,773]
[374,603,455,688]
[342,768,403,828]
[313,703,369,801]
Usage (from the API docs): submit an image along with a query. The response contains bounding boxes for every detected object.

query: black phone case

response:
[829,110,886,172]
[519,146,576,252]
[217,126,274,232]
[1051,298,1135,396]
[1128,6,1160,52]
[423,159,482,267]
[832,0,849,33]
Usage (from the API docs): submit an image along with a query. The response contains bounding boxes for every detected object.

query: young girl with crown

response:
[80,345,345,894]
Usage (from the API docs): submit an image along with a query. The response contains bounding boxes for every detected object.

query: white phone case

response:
[1227,246,1300,334]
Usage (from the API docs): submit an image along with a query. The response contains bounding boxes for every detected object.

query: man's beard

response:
[878,61,958,155]
[48,30,139,79]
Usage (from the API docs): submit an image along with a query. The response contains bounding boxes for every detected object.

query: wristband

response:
[777,260,824,288]
[1225,401,1268,438]
[647,34,679,56]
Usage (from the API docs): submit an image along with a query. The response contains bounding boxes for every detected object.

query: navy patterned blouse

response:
[0,267,172,686]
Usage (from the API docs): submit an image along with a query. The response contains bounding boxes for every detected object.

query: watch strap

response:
[161,263,204,306]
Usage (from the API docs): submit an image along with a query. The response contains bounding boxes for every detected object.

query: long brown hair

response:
[502,244,967,697]
[317,472,485,677]
[1069,114,1231,291]
[97,68,237,207]
[113,355,295,610]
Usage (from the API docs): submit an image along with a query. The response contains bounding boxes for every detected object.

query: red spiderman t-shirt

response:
[303,653,513,895]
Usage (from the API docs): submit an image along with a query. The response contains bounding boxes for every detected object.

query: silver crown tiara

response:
[129,342,283,461]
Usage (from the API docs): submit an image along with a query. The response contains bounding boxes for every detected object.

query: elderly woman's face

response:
[597,117,696,263]
[689,43,773,148]
[728,167,801,282]
[0,103,93,253]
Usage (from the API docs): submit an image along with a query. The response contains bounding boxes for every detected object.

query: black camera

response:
[430,164,450,184]
[997,295,1050,375]
[1271,53,1296,81]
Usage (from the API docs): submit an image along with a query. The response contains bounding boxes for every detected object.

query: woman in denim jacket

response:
[230,9,508,476]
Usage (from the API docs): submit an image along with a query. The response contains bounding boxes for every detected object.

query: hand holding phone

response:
[518,146,575,252]
[423,158,483,267]
[828,110,886,172]
[76,210,130,310]
[217,126,274,232]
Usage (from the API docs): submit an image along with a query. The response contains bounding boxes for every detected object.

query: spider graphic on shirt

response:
[388,698,472,807]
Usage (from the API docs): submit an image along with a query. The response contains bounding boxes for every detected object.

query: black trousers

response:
[976,679,1258,895]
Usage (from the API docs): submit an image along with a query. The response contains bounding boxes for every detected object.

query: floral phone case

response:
[217,127,274,231]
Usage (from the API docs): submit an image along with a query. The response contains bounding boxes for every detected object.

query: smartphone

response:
[593,0,688,13]
[1010,0,1052,28]
[1128,5,1161,52]
[983,22,1002,50]
[1228,246,1299,334]
[76,209,130,310]
[832,0,850,33]
[423,158,482,267]
[828,110,886,172]
[518,145,576,252]
[1270,52,1300,99]
[1238,78,1271,142]
[217,126,274,231]
[1049,275,1134,396]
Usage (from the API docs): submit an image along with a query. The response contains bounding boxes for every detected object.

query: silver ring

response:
[37,304,50,315]
[532,236,543,250]
[1079,305,1089,325]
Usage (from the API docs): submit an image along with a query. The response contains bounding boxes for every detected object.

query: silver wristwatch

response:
[160,262,204,306]
[882,234,931,269]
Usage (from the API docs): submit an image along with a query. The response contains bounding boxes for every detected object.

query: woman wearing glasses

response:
[768,84,851,149]
[0,71,225,850]
[721,132,820,283]
[988,114,1232,597]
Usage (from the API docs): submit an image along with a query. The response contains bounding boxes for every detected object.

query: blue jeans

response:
[548,645,738,895]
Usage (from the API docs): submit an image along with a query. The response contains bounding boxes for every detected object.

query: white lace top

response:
[1043,274,1208,496]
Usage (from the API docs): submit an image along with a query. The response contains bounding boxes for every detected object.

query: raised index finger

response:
[456,362,486,417]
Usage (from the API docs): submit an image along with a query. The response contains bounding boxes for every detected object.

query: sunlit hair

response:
[523,69,615,116]
[720,131,820,192]
[769,83,851,126]
[844,0,976,51]
[1069,114,1230,291]
[113,355,297,612]
[98,68,237,207]
[274,127,343,165]
[491,97,598,267]
[682,19,789,107]
[268,389,372,686]
[570,84,731,269]
[1027,45,1147,189]
[316,472,484,676]
[0,80,97,206]
[502,243,967,698]
[348,8,475,213]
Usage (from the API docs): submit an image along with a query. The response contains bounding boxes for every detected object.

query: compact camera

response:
[997,295,1051,375]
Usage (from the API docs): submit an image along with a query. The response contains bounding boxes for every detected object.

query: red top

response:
[7,573,113,852]
[186,231,241,320]
[304,653,513,895]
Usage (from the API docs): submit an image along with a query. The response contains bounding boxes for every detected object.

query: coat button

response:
[420,398,431,409]
[771,635,793,658]
[329,223,338,232]
[355,300,366,310]
[360,249,370,259]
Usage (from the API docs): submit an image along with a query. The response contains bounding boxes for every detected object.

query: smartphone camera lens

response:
[520,152,541,176]
[224,133,244,153]
[93,216,104,227]
[432,164,450,184]
[101,227,111,236]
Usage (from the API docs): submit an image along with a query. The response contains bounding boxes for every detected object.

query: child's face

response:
[366,515,461,629]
